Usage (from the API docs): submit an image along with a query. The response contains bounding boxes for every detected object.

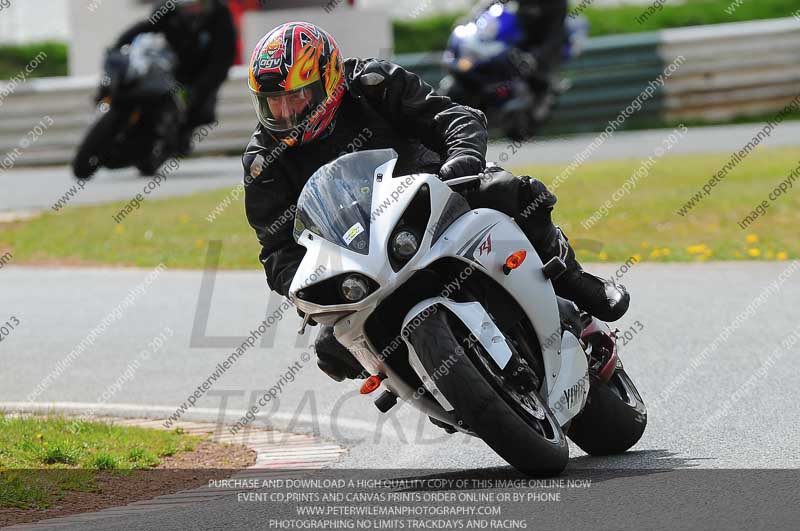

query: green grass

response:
[1,146,798,267]
[582,0,800,37]
[0,415,199,509]
[395,14,465,55]
[0,186,257,269]
[0,42,68,80]
[524,145,800,264]
[393,0,800,53]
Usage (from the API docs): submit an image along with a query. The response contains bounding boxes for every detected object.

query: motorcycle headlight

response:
[457,58,474,72]
[454,23,477,39]
[340,274,371,302]
[391,230,419,261]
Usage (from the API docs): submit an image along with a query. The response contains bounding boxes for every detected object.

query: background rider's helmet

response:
[153,0,222,32]
[248,22,346,146]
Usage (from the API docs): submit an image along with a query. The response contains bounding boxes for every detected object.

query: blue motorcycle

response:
[439,1,587,140]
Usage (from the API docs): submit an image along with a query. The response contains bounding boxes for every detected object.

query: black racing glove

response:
[439,155,484,194]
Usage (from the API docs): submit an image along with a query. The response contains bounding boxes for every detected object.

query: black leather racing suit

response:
[516,0,568,74]
[114,2,237,130]
[243,58,580,380]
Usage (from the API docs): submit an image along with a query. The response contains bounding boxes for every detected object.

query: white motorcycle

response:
[291,149,646,476]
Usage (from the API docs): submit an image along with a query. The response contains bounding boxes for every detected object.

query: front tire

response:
[567,365,647,455]
[408,307,569,476]
[72,107,122,179]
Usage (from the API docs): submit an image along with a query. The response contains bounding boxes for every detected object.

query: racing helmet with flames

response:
[248,22,346,146]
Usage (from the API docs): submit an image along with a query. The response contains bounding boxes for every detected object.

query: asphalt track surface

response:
[2,124,800,529]
[1,261,799,529]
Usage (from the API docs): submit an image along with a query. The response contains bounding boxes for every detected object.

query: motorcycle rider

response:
[112,0,237,155]
[243,22,628,382]
[515,0,568,75]
[471,0,568,101]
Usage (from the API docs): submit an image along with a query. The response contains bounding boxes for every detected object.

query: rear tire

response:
[72,108,122,179]
[567,366,647,455]
[408,307,569,476]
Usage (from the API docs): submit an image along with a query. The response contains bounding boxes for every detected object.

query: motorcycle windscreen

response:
[293,150,396,255]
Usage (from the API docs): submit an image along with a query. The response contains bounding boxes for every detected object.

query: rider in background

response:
[515,0,568,85]
[471,0,568,98]
[113,0,237,154]
[243,22,628,382]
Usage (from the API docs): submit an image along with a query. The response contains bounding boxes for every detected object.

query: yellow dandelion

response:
[777,251,788,260]
[598,252,608,261]
[649,248,663,259]
[35,433,43,440]
[114,225,125,234]
[747,248,761,257]
[686,244,708,255]
[745,234,759,244]
[632,254,642,263]
[194,239,205,249]
[661,248,671,256]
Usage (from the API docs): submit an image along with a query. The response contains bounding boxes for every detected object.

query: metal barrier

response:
[2,17,799,167]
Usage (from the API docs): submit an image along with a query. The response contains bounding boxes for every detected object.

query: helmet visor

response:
[251,81,327,134]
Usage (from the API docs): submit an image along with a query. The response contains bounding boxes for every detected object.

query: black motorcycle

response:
[73,33,186,179]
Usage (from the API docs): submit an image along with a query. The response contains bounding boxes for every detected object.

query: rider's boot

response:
[538,225,630,322]
[509,177,629,322]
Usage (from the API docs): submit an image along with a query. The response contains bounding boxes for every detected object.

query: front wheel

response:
[567,363,647,455]
[72,107,123,179]
[407,307,569,476]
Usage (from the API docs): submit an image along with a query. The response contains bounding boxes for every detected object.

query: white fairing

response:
[127,33,176,80]
[290,150,589,427]
[459,33,507,62]
[549,332,589,424]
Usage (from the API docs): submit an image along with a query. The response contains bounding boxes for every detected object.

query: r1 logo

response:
[478,234,492,256]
